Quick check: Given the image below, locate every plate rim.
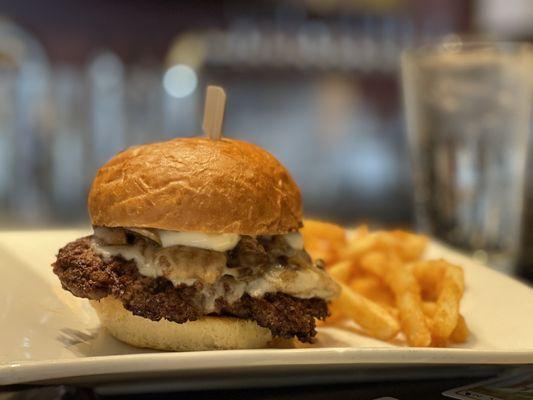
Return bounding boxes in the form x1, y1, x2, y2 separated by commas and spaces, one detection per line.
2, 346, 533, 385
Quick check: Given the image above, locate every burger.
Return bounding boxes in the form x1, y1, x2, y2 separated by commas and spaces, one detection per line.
52, 137, 340, 351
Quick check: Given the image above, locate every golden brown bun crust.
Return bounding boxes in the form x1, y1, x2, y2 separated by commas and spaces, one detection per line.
91, 298, 273, 351
88, 138, 302, 235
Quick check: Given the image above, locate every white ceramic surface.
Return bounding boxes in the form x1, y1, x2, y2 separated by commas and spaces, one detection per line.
0, 229, 532, 387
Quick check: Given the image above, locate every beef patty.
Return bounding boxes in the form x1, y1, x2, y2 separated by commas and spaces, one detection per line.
52, 237, 329, 342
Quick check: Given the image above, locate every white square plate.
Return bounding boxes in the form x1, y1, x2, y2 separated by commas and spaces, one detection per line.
1, 230, 532, 390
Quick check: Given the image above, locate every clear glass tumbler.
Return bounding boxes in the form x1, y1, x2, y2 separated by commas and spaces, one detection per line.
402, 38, 533, 273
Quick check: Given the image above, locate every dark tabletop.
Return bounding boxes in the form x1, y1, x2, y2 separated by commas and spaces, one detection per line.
0, 374, 500, 400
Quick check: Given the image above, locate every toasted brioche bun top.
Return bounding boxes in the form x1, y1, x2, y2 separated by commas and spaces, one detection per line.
88, 137, 302, 235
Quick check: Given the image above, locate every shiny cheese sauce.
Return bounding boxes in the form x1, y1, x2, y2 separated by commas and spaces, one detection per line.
91, 230, 338, 312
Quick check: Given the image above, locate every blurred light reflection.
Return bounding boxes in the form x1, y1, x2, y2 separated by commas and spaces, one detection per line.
163, 64, 197, 99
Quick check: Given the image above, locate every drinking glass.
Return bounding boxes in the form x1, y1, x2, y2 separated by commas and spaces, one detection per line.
402, 38, 533, 273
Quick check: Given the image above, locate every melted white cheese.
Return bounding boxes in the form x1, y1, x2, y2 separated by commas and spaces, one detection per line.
156, 230, 240, 252
91, 238, 339, 313
156, 230, 304, 251
283, 232, 304, 250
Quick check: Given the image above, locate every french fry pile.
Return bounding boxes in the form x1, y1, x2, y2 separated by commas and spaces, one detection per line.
302, 220, 468, 347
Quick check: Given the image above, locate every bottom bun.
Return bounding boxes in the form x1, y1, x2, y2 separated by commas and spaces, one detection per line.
90, 297, 273, 351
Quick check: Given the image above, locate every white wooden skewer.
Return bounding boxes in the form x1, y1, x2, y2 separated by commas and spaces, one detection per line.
202, 85, 226, 140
